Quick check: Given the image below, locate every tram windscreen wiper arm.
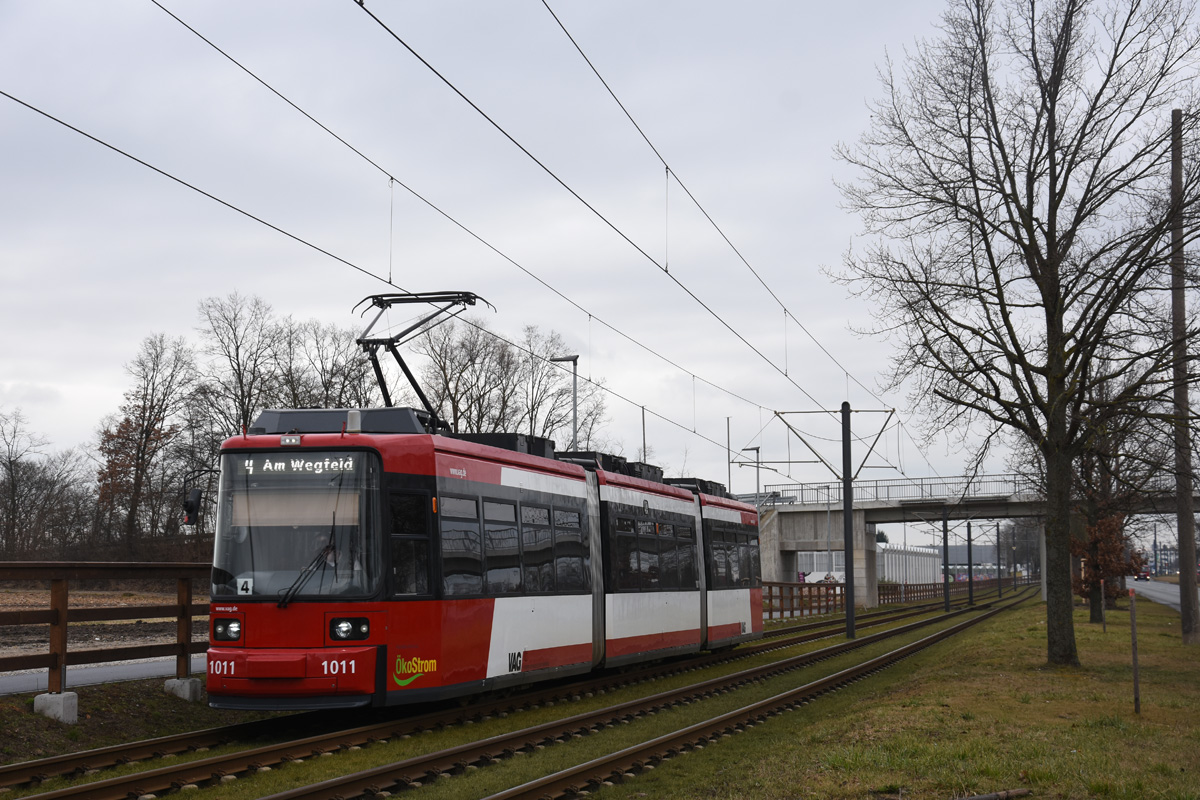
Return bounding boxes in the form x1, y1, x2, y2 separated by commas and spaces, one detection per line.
278, 519, 336, 609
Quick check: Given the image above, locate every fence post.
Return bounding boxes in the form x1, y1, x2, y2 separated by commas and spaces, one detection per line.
1129, 588, 1141, 714
48, 578, 68, 694
176, 577, 192, 679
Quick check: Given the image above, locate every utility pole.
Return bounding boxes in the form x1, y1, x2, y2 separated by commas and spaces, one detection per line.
1153, 525, 1159, 577
742, 447, 761, 505
997, 522, 1003, 599
942, 507, 950, 612
726, 417, 731, 491
550, 355, 578, 450
967, 521, 974, 606
841, 403, 856, 638
1013, 527, 1018, 590
1171, 108, 1199, 644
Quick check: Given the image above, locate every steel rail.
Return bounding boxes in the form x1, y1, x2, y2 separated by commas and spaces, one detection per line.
486, 590, 1035, 800
240, 595, 1027, 800
0, 716, 296, 789
10, 595, 1016, 800
0, 592, 991, 792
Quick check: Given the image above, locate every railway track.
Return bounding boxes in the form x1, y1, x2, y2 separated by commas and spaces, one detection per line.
0, 593, 978, 792
3, 590, 1031, 800
485, 590, 1035, 800
0, 596, 943, 791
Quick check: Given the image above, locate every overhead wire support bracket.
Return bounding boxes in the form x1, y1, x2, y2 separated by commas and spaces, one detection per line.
354, 291, 493, 427
775, 408, 896, 481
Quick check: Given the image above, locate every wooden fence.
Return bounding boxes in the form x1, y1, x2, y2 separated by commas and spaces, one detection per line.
762, 581, 845, 619
0, 562, 210, 693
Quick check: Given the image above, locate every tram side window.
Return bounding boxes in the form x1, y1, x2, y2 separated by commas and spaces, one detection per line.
677, 525, 697, 588
707, 528, 730, 589
521, 505, 554, 593
614, 517, 639, 590
636, 519, 659, 589
484, 500, 521, 594
657, 523, 680, 590
389, 492, 430, 596
729, 534, 748, 585
391, 539, 429, 594
440, 496, 483, 596
726, 532, 742, 586
553, 508, 587, 591
749, 536, 762, 584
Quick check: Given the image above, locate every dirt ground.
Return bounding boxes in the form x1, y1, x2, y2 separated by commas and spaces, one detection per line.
0, 588, 210, 658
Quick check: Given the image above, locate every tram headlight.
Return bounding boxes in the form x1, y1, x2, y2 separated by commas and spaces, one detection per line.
330, 617, 369, 640
214, 618, 242, 641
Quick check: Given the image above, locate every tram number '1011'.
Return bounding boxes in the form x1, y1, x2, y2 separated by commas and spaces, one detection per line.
322, 659, 357, 676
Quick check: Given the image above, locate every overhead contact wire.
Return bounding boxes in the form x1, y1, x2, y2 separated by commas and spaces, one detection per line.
153, 0, 769, 417
349, 0, 828, 411
0, 88, 384, 287
542, 0, 946, 480
0, 89, 770, 476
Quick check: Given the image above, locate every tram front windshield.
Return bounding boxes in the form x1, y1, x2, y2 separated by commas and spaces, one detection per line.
211, 451, 380, 600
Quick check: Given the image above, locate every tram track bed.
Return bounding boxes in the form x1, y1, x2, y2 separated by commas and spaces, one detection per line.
0, 596, 978, 788
0, 594, 1031, 800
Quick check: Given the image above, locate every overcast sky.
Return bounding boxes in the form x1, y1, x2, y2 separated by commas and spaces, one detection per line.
1, 0, 1015, 542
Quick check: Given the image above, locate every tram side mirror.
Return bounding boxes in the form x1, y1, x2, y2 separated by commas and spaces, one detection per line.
182, 488, 204, 526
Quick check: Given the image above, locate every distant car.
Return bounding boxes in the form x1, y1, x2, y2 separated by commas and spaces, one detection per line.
1135, 571, 1150, 581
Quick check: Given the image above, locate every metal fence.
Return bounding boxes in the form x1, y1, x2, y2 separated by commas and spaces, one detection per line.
877, 577, 1034, 604
763, 473, 1037, 506
0, 562, 210, 693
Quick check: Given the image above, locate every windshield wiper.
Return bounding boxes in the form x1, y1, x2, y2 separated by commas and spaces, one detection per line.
278, 521, 335, 609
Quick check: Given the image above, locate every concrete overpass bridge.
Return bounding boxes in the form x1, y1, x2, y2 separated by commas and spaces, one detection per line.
761, 473, 1045, 524
753, 473, 1194, 607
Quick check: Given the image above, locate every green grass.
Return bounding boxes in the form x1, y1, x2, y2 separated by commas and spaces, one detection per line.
590, 597, 1200, 800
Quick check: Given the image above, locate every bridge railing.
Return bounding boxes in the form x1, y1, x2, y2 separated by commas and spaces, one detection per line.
763, 474, 1037, 506
0, 562, 209, 693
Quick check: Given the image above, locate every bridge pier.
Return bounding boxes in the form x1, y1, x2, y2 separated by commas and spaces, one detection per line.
760, 505, 878, 607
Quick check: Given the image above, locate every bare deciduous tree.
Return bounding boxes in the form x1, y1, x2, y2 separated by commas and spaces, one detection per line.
837, 0, 1200, 664
411, 318, 607, 448
275, 318, 380, 410
95, 333, 195, 553
197, 292, 283, 435
0, 407, 94, 559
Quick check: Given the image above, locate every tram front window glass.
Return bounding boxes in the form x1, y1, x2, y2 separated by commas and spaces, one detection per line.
211, 451, 380, 600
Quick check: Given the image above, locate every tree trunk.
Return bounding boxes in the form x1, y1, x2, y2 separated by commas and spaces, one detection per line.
1044, 446, 1080, 666
1087, 537, 1103, 624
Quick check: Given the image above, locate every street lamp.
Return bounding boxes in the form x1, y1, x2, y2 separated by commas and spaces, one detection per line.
742, 446, 761, 505
1153, 523, 1158, 576
1012, 531, 1018, 589
550, 355, 578, 450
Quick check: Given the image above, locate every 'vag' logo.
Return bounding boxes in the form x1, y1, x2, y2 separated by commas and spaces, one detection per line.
507, 651, 523, 672
392, 655, 438, 687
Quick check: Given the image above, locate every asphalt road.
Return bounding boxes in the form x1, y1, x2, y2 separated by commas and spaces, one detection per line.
0, 654, 207, 697
1131, 578, 1200, 612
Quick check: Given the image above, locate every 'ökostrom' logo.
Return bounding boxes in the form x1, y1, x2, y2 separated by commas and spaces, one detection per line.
392, 655, 438, 687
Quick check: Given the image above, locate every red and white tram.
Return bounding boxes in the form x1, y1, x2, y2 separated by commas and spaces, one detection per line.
206, 406, 761, 710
